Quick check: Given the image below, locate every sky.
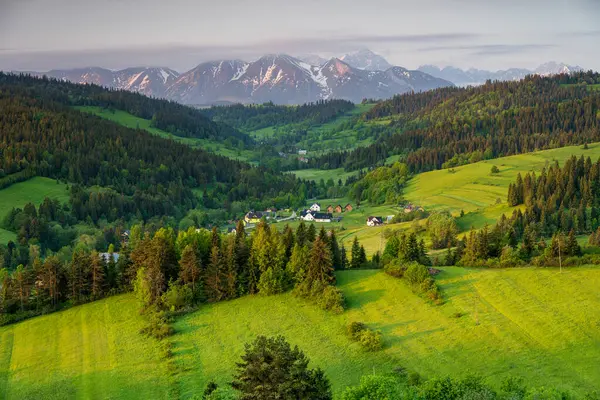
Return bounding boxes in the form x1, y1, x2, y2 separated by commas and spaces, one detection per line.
1, 0, 599, 72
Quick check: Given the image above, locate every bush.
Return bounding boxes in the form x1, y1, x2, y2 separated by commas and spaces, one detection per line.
359, 329, 383, 352
491, 165, 500, 174
140, 309, 174, 340
404, 263, 430, 285
161, 281, 193, 312
346, 321, 382, 351
317, 285, 345, 314
347, 321, 367, 341
383, 259, 404, 278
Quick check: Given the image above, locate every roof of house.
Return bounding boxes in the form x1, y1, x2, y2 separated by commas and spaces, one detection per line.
245, 211, 263, 219
313, 213, 333, 219
367, 216, 383, 223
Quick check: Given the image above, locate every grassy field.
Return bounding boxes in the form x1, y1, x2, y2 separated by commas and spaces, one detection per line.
0, 295, 172, 399
75, 106, 256, 162
405, 143, 600, 230
3, 267, 600, 398
0, 177, 69, 245
0, 177, 69, 220
288, 168, 359, 183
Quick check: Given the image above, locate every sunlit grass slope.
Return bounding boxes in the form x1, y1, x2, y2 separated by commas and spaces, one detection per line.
2, 268, 600, 398
405, 142, 600, 229
0, 295, 171, 399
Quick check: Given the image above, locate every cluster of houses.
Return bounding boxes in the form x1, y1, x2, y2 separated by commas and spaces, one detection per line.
243, 208, 280, 224
299, 202, 353, 223
403, 204, 425, 213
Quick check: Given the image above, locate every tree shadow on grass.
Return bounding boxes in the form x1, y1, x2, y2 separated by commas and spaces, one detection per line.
344, 289, 386, 310
439, 278, 477, 300
381, 326, 445, 347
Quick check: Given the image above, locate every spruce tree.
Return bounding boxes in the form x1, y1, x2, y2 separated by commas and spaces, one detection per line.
307, 224, 317, 243
351, 237, 362, 269
205, 245, 225, 302
329, 230, 342, 270
306, 237, 335, 285
340, 244, 348, 270
179, 245, 202, 294
89, 251, 105, 300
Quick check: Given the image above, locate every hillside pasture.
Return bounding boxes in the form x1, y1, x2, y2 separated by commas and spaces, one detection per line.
2, 268, 600, 398
74, 106, 256, 162
0, 177, 69, 220
405, 142, 600, 229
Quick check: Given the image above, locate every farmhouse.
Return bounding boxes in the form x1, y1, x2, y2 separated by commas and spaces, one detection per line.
302, 211, 315, 221
298, 149, 307, 155
244, 211, 263, 224
335, 205, 343, 213
345, 203, 353, 212
310, 203, 321, 212
366, 216, 383, 227
327, 205, 334, 213
313, 213, 333, 223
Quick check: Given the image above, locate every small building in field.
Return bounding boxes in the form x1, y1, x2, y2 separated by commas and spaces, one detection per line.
313, 213, 333, 223
366, 216, 384, 227
345, 203, 353, 212
302, 212, 315, 222
298, 149, 307, 155
310, 203, 321, 212
335, 205, 343, 213
244, 211, 263, 224
327, 205, 334, 213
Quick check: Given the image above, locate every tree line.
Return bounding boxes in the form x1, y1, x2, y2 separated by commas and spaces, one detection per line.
0, 220, 374, 324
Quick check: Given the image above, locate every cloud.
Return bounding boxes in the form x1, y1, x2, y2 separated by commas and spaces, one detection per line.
563, 30, 600, 37
0, 32, 484, 71
417, 44, 557, 56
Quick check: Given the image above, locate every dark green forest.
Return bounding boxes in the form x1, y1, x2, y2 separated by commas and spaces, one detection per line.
307, 72, 600, 172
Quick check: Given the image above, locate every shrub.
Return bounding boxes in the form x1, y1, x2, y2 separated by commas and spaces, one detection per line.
359, 329, 383, 352
317, 285, 345, 314
383, 259, 405, 278
491, 165, 500, 174
404, 263, 430, 285
347, 321, 367, 341
140, 309, 174, 340
161, 281, 193, 312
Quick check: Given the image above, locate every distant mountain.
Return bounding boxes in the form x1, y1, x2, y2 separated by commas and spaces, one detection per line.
297, 54, 328, 67
166, 55, 453, 105
21, 52, 453, 105
418, 62, 584, 86
340, 49, 393, 71
36, 67, 180, 97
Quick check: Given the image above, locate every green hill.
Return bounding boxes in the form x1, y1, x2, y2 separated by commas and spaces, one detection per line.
2, 268, 600, 398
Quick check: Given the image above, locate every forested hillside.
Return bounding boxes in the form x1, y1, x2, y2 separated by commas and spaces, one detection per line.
0, 74, 315, 250
308, 72, 600, 172
199, 100, 355, 132
1, 73, 252, 145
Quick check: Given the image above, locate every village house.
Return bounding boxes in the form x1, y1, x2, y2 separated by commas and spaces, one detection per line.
301, 211, 315, 221
335, 205, 343, 213
345, 203, 353, 212
310, 203, 321, 212
366, 216, 384, 227
327, 205, 334, 213
244, 211, 263, 224
298, 149, 307, 155
313, 212, 333, 223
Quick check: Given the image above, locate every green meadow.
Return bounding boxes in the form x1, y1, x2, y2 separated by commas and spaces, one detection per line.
2, 268, 600, 398
74, 106, 256, 162
404, 142, 600, 229
0, 177, 69, 220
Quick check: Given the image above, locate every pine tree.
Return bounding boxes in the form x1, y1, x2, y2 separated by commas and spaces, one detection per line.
222, 236, 239, 299
296, 221, 307, 247
205, 245, 225, 302
306, 237, 335, 285
340, 244, 348, 270
89, 251, 105, 300
351, 237, 362, 269
329, 230, 342, 270
179, 244, 202, 294
307, 224, 317, 243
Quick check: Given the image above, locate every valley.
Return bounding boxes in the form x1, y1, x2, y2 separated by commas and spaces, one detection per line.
1, 69, 600, 399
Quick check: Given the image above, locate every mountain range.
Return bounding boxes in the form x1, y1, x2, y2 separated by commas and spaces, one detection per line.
417, 62, 585, 87
19, 51, 453, 105
15, 49, 585, 105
